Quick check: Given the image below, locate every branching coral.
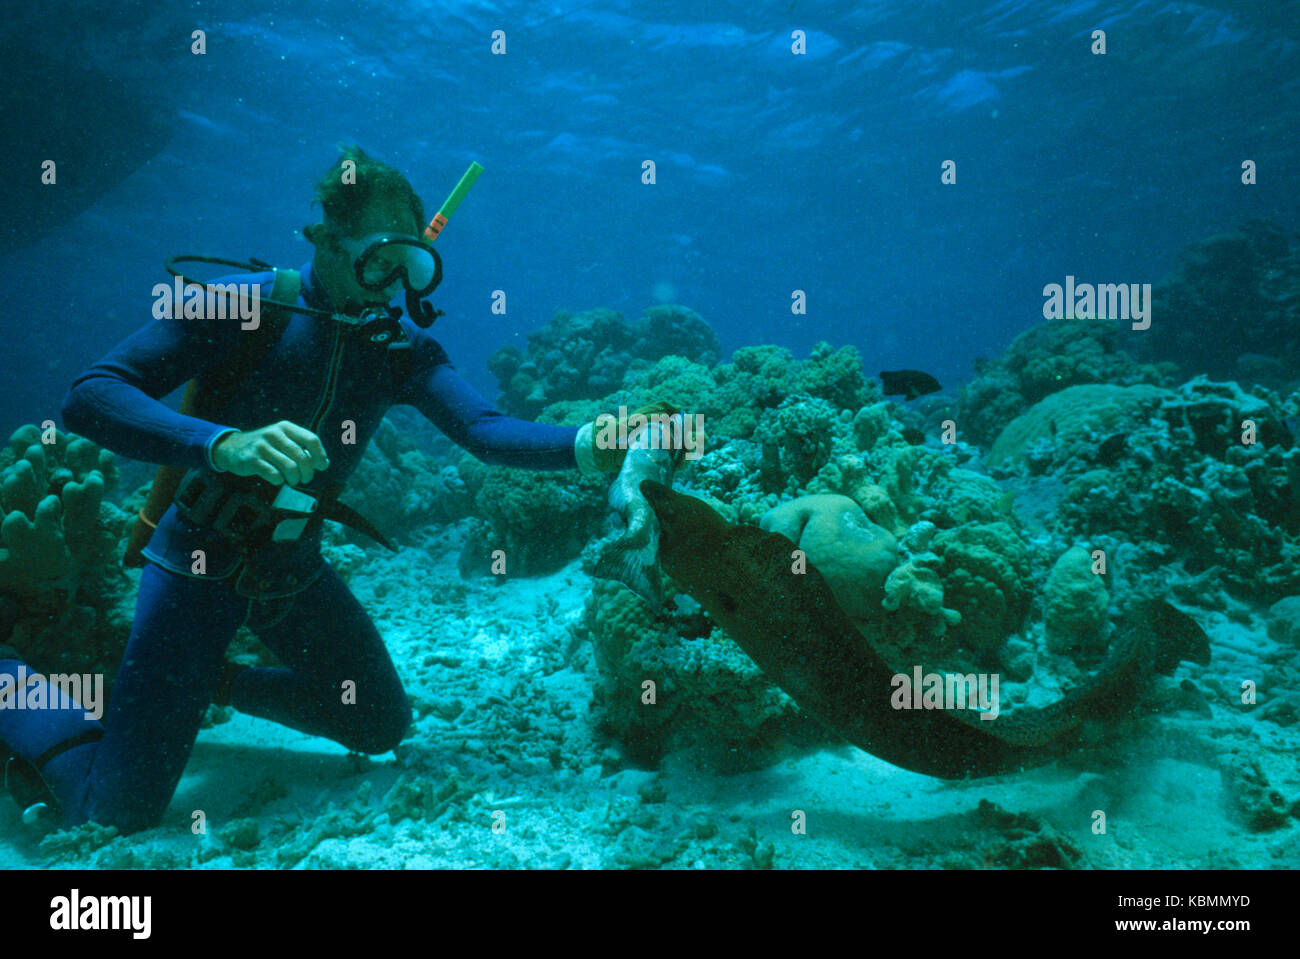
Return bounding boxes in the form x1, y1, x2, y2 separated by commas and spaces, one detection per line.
0, 424, 132, 681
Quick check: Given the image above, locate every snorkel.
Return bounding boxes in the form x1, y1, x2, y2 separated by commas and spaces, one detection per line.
423, 161, 484, 243
404, 160, 484, 326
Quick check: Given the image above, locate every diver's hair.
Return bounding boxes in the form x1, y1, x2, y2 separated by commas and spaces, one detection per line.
307, 143, 425, 241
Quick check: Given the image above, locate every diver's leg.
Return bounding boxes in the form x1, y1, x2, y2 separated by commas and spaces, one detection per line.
228, 565, 410, 754
32, 563, 245, 833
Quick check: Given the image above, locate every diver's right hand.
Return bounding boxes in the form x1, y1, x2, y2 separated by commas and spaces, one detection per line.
211, 421, 330, 486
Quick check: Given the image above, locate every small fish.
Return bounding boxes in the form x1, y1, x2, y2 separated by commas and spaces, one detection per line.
901, 427, 926, 446
879, 370, 941, 400
593, 416, 683, 608
1096, 432, 1129, 465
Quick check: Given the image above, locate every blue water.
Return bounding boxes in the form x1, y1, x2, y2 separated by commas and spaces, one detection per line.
3, 0, 1296, 424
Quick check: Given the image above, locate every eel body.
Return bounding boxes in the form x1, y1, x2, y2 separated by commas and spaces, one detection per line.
641, 481, 1209, 779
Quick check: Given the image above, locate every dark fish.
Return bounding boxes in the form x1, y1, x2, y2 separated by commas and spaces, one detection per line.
642, 481, 1210, 780
879, 370, 941, 400
901, 427, 926, 446
1096, 432, 1129, 465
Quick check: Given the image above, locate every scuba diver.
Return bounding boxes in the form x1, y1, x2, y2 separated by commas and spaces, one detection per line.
0, 145, 668, 834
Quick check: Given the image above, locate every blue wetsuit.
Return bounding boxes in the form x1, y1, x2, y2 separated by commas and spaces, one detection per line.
0, 263, 580, 833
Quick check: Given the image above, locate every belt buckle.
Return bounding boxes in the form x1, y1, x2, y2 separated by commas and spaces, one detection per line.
269, 486, 318, 543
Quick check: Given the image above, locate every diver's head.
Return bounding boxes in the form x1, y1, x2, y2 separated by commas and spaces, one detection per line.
304, 145, 433, 314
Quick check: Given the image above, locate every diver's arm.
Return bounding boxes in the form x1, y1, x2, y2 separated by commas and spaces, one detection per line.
399, 336, 581, 470
62, 315, 241, 470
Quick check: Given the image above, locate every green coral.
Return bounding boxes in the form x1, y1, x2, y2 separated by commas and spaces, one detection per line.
0, 425, 132, 687
791, 342, 872, 411
473, 467, 608, 575
0, 426, 122, 594
852, 402, 893, 450
586, 580, 820, 771
873, 441, 932, 526
753, 394, 841, 490
631, 355, 724, 419
882, 557, 962, 632
930, 522, 1032, 654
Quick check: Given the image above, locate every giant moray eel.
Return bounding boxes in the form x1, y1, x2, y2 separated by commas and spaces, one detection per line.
642, 482, 1210, 779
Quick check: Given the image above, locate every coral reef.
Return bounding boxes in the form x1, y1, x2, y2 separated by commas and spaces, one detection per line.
882, 556, 961, 632
488, 305, 720, 417
584, 579, 824, 771
1126, 220, 1300, 387
338, 416, 475, 541
957, 317, 1172, 448
1053, 377, 1300, 603
929, 522, 1032, 655
463, 465, 609, 577
753, 395, 841, 491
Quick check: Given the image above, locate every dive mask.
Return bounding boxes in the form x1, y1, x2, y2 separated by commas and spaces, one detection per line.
340, 233, 442, 297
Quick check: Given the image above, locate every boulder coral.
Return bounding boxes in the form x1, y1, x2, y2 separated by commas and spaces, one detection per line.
758, 494, 898, 623
1043, 546, 1109, 655
987, 383, 1171, 469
